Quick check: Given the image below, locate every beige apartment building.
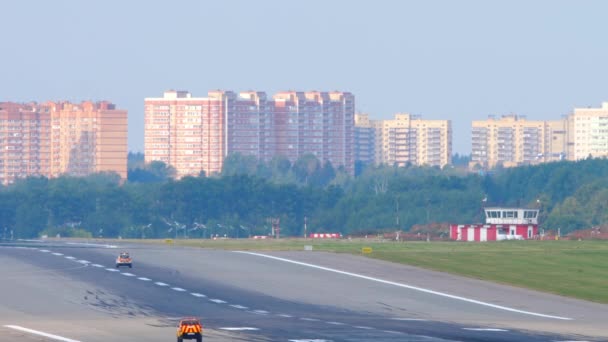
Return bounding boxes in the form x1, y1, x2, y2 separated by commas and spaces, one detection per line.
368, 113, 451, 167
471, 103, 608, 169
470, 115, 568, 169
568, 102, 608, 160
0, 101, 127, 185
145, 90, 355, 178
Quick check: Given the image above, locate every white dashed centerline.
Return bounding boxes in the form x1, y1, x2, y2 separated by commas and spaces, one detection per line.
252, 310, 269, 315
353, 326, 374, 330
39, 249, 50, 253
463, 328, 508, 332
326, 321, 345, 325
190, 293, 206, 298
277, 314, 293, 318
91, 264, 104, 268
64, 256, 76, 260
3, 325, 81, 342
300, 318, 320, 322
230, 305, 248, 309
52, 252, 63, 256
121, 273, 136, 277
154, 282, 169, 287
209, 299, 226, 304
236, 251, 573, 321
105, 268, 119, 272
219, 327, 259, 331
138, 277, 151, 281
171, 287, 187, 292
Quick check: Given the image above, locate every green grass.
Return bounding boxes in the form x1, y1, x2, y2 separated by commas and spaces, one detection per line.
127, 238, 608, 304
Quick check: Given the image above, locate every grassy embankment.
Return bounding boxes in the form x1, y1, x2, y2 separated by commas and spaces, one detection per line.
130, 238, 608, 304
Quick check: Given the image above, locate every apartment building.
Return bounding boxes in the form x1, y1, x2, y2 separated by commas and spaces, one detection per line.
272, 91, 355, 174
354, 113, 376, 166
0, 101, 127, 185
569, 102, 608, 160
144, 90, 231, 178
470, 115, 567, 169
371, 113, 451, 167
145, 90, 355, 178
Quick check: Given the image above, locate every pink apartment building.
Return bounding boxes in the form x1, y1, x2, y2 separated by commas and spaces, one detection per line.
0, 101, 127, 185
144, 90, 355, 178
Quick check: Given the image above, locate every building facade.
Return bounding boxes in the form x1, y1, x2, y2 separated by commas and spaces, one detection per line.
470, 115, 568, 169
372, 114, 451, 167
354, 113, 376, 167
145, 90, 355, 178
0, 101, 127, 185
144, 90, 230, 178
569, 102, 608, 160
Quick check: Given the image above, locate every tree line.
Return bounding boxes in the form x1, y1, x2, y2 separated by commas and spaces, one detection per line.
1, 153, 607, 239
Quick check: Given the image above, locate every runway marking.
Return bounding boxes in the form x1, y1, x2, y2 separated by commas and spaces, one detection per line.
64, 256, 76, 260
220, 327, 259, 331
121, 272, 136, 277
230, 304, 248, 309
382, 330, 403, 334
209, 299, 227, 304
77, 260, 90, 264
3, 325, 81, 342
252, 309, 269, 314
171, 287, 187, 292
463, 328, 508, 332
353, 325, 374, 330
39, 249, 50, 252
52, 253, 64, 256
105, 268, 119, 272
91, 264, 104, 268
190, 293, 206, 297
390, 317, 428, 321
237, 252, 573, 321
325, 321, 345, 325
138, 277, 152, 281
300, 317, 320, 321
65, 242, 117, 248
155, 282, 169, 286
277, 314, 293, 318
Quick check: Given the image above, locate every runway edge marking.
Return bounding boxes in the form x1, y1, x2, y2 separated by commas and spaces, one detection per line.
4, 325, 81, 342
235, 251, 572, 321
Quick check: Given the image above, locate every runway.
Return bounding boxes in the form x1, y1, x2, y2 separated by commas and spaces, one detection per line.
0, 240, 605, 341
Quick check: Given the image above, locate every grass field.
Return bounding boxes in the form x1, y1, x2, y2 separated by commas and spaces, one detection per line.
131, 238, 608, 304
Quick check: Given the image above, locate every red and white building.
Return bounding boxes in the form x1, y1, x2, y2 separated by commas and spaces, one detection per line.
450, 207, 540, 242
309, 233, 342, 239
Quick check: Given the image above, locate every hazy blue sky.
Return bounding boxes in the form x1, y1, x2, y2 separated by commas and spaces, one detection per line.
1, 1, 606, 154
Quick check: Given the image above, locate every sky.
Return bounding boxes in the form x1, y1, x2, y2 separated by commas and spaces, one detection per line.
1, 0, 606, 154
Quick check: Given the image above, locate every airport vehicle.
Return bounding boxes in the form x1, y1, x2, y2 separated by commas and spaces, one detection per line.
176, 317, 203, 342
115, 252, 132, 268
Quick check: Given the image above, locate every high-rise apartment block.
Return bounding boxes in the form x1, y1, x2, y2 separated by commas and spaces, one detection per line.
471, 102, 608, 169
569, 102, 608, 160
354, 113, 376, 166
144, 90, 354, 178
470, 115, 567, 169
361, 113, 451, 167
0, 101, 127, 184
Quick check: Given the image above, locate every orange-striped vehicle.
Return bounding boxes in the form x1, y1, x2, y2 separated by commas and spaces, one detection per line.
115, 252, 132, 268
176, 317, 203, 342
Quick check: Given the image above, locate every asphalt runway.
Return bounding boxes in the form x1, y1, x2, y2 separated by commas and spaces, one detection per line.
0, 240, 606, 342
